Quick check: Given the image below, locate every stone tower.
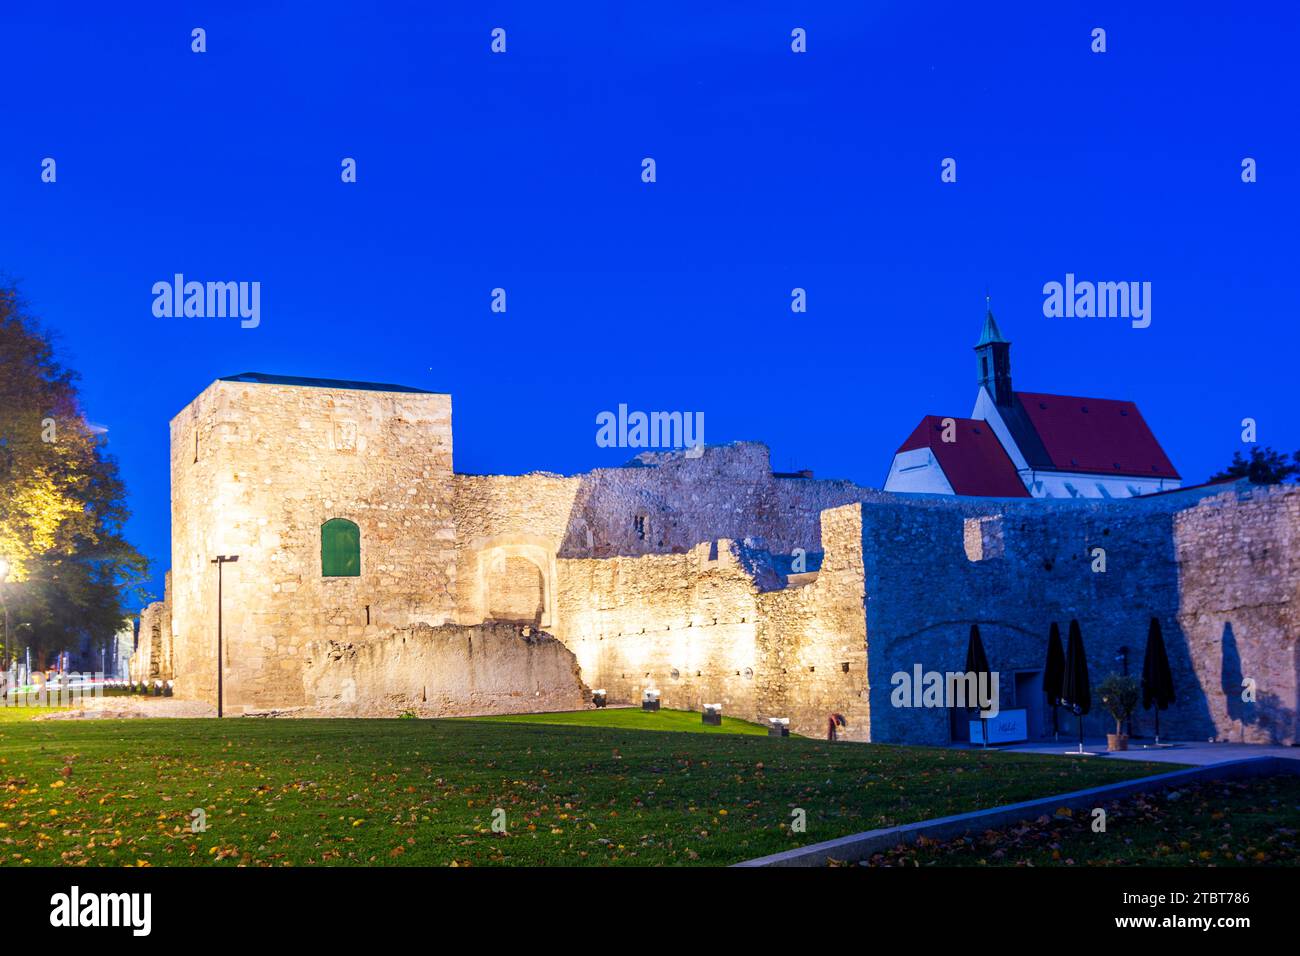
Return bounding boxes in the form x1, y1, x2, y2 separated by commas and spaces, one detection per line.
169, 373, 456, 711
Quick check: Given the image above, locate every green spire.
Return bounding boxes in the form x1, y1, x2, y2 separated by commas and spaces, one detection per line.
975, 298, 1008, 346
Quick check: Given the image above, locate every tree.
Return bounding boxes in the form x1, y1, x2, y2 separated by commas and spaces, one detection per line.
1209, 446, 1300, 485
0, 285, 148, 669
1098, 673, 1139, 737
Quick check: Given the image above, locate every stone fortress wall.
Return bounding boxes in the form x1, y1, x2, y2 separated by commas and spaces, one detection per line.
165, 378, 1300, 744
455, 444, 1298, 744
858, 484, 1299, 745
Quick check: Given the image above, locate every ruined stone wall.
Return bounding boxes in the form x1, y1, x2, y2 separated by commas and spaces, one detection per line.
128, 571, 174, 684
552, 503, 869, 738
452, 472, 579, 628
171, 380, 456, 710
857, 482, 1296, 746
1174, 484, 1300, 745
450, 444, 871, 636
161, 372, 1300, 745
555, 541, 764, 720
302, 622, 589, 717
753, 503, 869, 739
557, 443, 868, 559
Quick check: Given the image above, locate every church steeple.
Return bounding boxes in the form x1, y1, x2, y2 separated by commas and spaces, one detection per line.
975, 299, 1013, 406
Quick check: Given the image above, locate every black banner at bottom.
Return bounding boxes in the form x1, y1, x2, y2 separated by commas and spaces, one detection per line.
5, 864, 1287, 942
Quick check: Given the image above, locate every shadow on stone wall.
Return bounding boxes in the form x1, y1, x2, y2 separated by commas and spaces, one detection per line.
1219, 621, 1297, 744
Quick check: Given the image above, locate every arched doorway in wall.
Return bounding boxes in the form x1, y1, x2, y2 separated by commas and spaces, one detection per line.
487, 554, 545, 626
472, 536, 556, 630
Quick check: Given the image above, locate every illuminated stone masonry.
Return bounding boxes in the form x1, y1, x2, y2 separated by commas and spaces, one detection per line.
165, 374, 1300, 744
127, 571, 173, 684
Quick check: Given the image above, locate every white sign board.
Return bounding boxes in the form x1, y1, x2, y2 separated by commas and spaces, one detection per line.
969, 708, 1028, 744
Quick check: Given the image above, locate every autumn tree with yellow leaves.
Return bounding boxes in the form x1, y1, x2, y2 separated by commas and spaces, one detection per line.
0, 285, 147, 668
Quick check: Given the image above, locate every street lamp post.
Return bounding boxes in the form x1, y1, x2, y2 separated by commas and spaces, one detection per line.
211, 555, 239, 718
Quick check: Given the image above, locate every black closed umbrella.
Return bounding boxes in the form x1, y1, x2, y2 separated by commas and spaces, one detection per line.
1043, 622, 1065, 740
965, 624, 992, 748
1141, 617, 1176, 745
1060, 619, 1092, 754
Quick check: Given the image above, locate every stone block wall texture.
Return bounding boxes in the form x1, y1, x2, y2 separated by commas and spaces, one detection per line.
859, 482, 1299, 746
171, 380, 456, 710
128, 571, 173, 684
1174, 485, 1300, 745
556, 540, 766, 728
548, 503, 867, 738
753, 503, 869, 739
301, 622, 589, 717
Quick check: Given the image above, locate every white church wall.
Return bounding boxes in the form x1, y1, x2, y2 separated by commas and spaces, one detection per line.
1024, 469, 1180, 499
972, 388, 1030, 471
883, 447, 956, 494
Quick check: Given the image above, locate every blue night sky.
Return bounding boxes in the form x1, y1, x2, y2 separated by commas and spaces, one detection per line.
2, 2, 1297, 607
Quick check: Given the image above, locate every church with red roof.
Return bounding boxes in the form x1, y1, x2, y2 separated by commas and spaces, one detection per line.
884, 308, 1181, 498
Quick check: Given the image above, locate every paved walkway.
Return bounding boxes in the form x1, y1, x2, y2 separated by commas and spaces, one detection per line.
959, 737, 1300, 766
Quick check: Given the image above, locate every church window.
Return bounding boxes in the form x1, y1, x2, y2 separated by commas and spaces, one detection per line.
634, 514, 648, 540
321, 518, 361, 577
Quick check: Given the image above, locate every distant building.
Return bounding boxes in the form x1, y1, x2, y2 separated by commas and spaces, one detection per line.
885, 309, 1181, 498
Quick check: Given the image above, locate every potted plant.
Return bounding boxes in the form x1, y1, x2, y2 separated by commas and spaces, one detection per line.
1098, 674, 1139, 751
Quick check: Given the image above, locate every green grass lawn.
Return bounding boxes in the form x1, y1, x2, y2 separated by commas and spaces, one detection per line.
469, 707, 769, 735
0, 706, 1184, 867
860, 774, 1300, 867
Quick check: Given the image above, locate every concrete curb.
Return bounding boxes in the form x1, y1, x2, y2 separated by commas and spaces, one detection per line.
734, 755, 1300, 867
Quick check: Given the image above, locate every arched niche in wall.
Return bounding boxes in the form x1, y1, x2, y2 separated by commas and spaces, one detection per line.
488, 555, 545, 626
470, 534, 556, 630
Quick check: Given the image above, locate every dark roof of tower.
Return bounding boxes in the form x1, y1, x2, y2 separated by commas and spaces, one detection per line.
218, 372, 437, 394
975, 309, 1009, 347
